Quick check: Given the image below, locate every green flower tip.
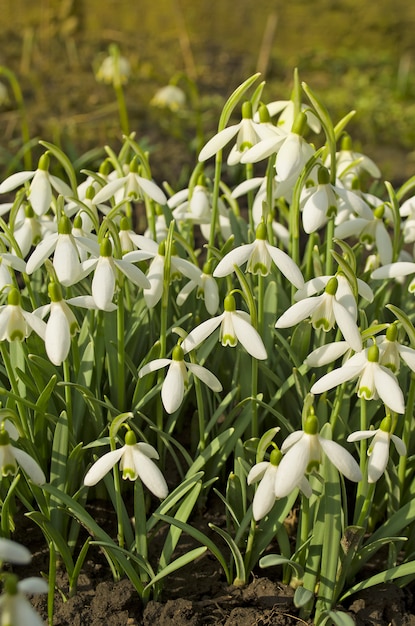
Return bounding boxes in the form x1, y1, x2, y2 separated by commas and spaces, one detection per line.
58, 215, 72, 235
158, 240, 166, 256
24, 204, 35, 218
224, 294, 236, 312
7, 288, 20, 306
196, 174, 206, 187
129, 156, 140, 173
341, 133, 352, 151
379, 415, 392, 433
374, 204, 385, 220
258, 104, 271, 123
0, 429, 10, 446
386, 324, 398, 342
99, 160, 111, 176
73, 214, 83, 230
119, 216, 130, 231
48, 281, 63, 303
124, 430, 137, 446
172, 344, 184, 361
304, 412, 319, 435
325, 276, 338, 295
241, 101, 253, 119
269, 448, 282, 466
202, 260, 212, 275
38, 152, 50, 171
317, 166, 330, 186
367, 344, 379, 363
291, 111, 307, 136
86, 185, 96, 200
255, 222, 267, 241
100, 237, 112, 257
4, 573, 19, 595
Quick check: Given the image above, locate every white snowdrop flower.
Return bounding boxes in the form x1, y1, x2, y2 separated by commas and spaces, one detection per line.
311, 343, 405, 414
0, 153, 72, 216
93, 157, 167, 206
347, 415, 406, 483
0, 573, 48, 626
0, 288, 46, 343
181, 293, 267, 360
371, 261, 415, 293
84, 430, 168, 498
213, 222, 304, 289
0, 252, 27, 293
12, 205, 42, 258
248, 447, 312, 521
198, 102, 280, 165
274, 112, 315, 182
0, 427, 45, 485
260, 99, 321, 133
139, 344, 222, 414
327, 134, 381, 183
96, 48, 130, 85
176, 261, 220, 315
274, 412, 362, 498
151, 84, 186, 111
376, 324, 415, 374
276, 276, 362, 353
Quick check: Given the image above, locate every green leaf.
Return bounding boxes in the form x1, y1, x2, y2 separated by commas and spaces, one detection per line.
341, 559, 415, 601
144, 547, 207, 590
294, 585, 314, 608
259, 554, 304, 579
219, 73, 261, 131
209, 523, 246, 585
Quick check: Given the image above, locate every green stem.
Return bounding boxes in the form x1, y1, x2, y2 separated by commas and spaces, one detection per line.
117, 290, 126, 411
0, 343, 29, 437
207, 152, 223, 263
354, 398, 369, 524
134, 479, 149, 583
398, 373, 415, 500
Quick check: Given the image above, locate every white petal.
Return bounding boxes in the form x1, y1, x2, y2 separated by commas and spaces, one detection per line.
319, 438, 362, 482
213, 244, 254, 277
371, 262, 415, 280
332, 300, 362, 352
135, 442, 159, 459
305, 341, 350, 367
275, 297, 321, 328
198, 124, 241, 161
311, 363, 365, 395
280, 430, 304, 453
274, 436, 309, 498
26, 233, 58, 274
18, 576, 49, 594
375, 222, 393, 265
139, 358, 171, 377
391, 434, 406, 457
92, 258, 115, 310
93, 178, 126, 204
373, 365, 405, 414
232, 312, 267, 360
144, 255, 164, 308
0, 170, 35, 193
161, 361, 185, 413
241, 135, 285, 163
30, 169, 52, 215
45, 306, 71, 366
84, 447, 125, 486
186, 362, 222, 391
181, 315, 223, 353
335, 218, 369, 239
0, 538, 32, 564
247, 461, 270, 485
347, 430, 376, 443
12, 447, 46, 485
21, 311, 47, 340
132, 448, 168, 498
53, 235, 81, 286
114, 258, 150, 289
252, 465, 278, 520
136, 176, 167, 205
266, 243, 304, 289
294, 276, 330, 300
367, 434, 390, 483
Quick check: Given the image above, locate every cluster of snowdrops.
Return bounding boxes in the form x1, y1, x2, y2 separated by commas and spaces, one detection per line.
2, 72, 415, 626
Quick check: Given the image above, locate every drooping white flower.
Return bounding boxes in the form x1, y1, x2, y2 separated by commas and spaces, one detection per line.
0, 538, 31, 565
274, 412, 362, 498
151, 85, 186, 111
311, 343, 405, 414
0, 427, 45, 485
84, 430, 168, 498
213, 222, 304, 289
347, 415, 406, 483
0, 153, 72, 216
375, 323, 415, 374
181, 293, 267, 360
276, 276, 362, 353
139, 344, 222, 414
198, 101, 280, 165
11, 205, 43, 258
248, 447, 312, 520
0, 252, 27, 293
0, 573, 48, 626
0, 288, 46, 342
176, 262, 220, 315
96, 47, 130, 85
326, 133, 381, 184
92, 156, 167, 206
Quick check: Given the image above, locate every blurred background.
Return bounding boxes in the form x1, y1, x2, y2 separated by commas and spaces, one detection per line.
1, 0, 415, 185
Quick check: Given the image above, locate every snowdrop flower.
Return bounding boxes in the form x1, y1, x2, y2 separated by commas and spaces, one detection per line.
376, 323, 415, 374
84, 430, 168, 498
276, 276, 362, 353
213, 222, 304, 289
0, 427, 45, 484
0, 538, 31, 565
96, 46, 130, 85
198, 101, 280, 165
271, 112, 315, 182
11, 205, 43, 258
151, 84, 186, 111
0, 288, 46, 343
139, 344, 222, 414
26, 215, 97, 286
129, 235, 201, 309
176, 261, 220, 315
327, 134, 381, 183
0, 153, 72, 216
335, 204, 393, 266
274, 411, 362, 498
87, 238, 151, 311
168, 181, 232, 241
0, 252, 27, 293
311, 343, 405, 414
181, 293, 267, 360
248, 447, 312, 520
347, 415, 406, 483
0, 572, 48, 626
259, 99, 321, 133
93, 156, 167, 206
371, 261, 415, 293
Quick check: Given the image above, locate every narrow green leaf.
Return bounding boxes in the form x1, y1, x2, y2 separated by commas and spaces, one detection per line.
144, 547, 207, 590
209, 523, 246, 584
